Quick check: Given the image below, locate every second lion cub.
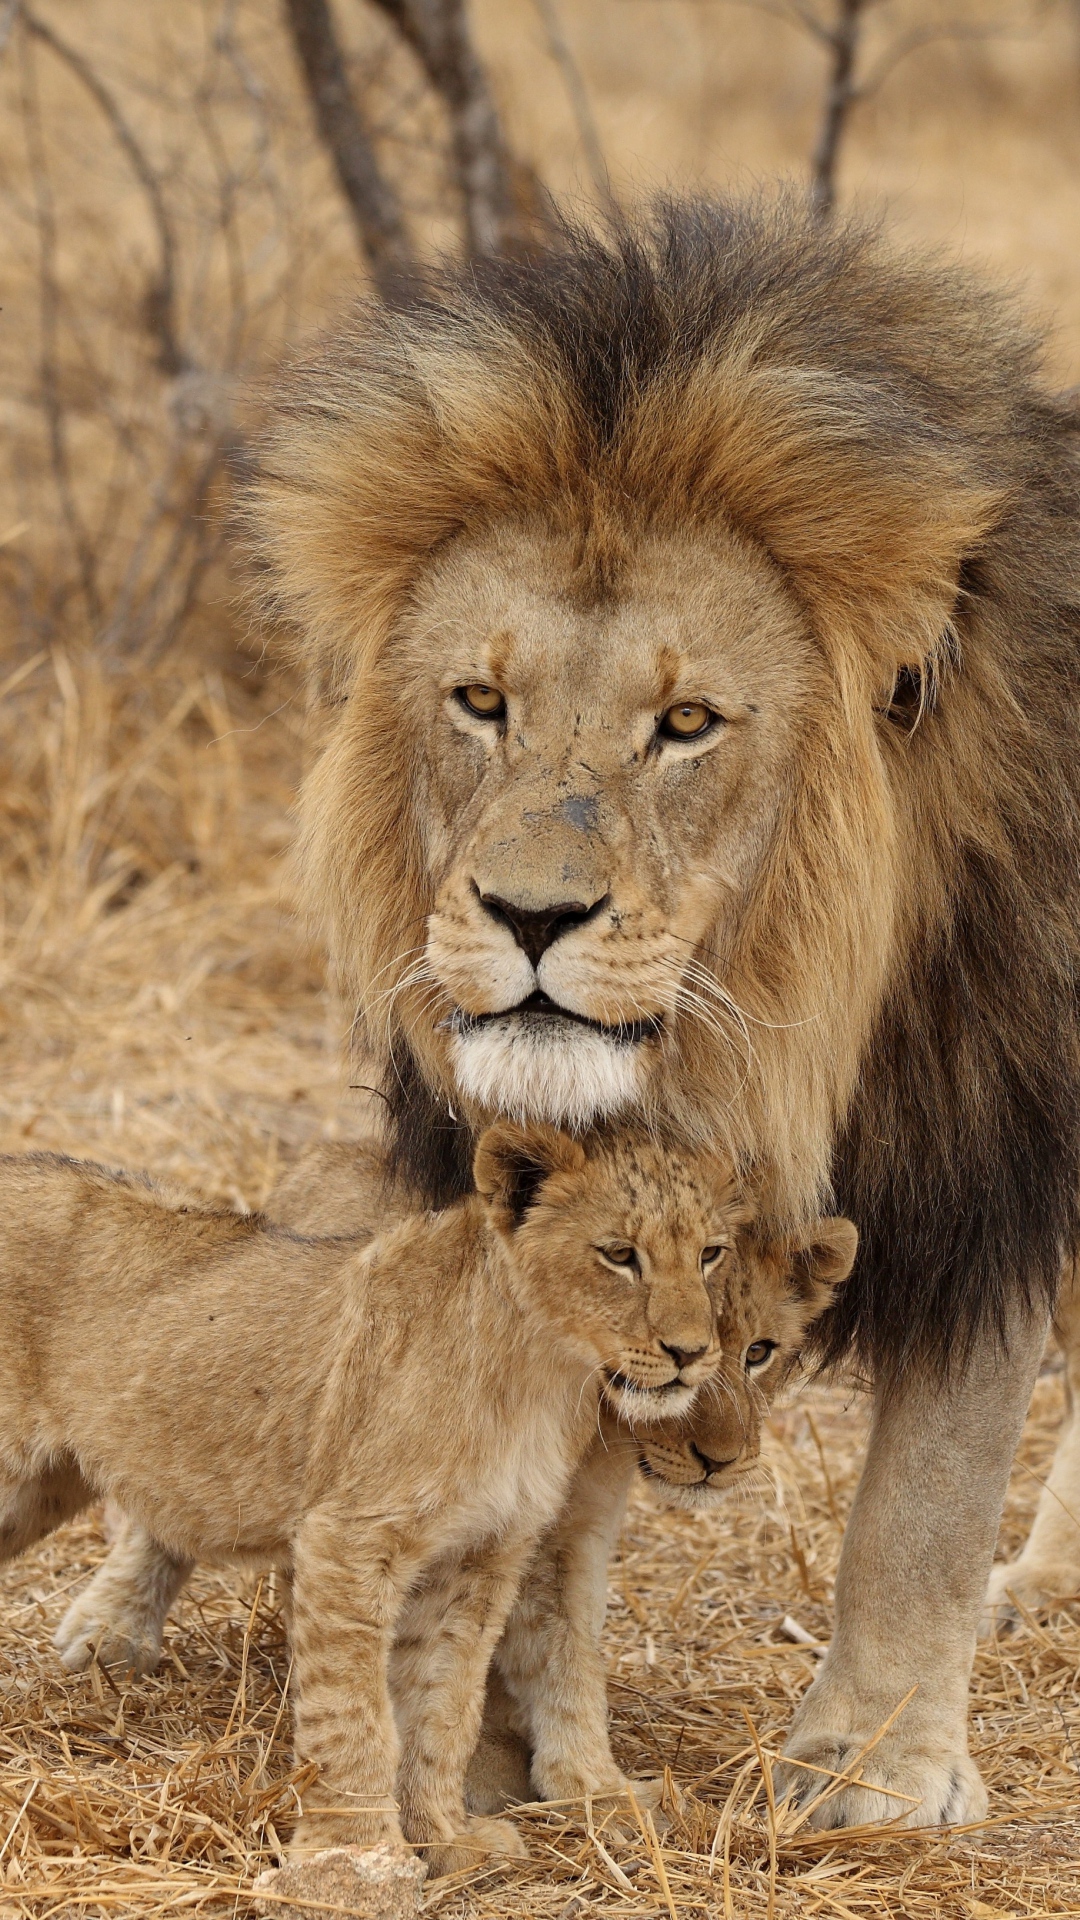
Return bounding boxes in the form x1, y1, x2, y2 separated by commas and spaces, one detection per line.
0, 1122, 750, 1870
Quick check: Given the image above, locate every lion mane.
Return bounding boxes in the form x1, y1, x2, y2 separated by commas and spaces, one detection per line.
250, 195, 1080, 1377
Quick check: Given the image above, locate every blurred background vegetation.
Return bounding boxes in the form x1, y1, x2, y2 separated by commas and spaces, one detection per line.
5, 0, 1080, 674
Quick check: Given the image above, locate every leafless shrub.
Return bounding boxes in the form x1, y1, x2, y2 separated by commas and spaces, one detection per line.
1, 3, 315, 661
739, 0, 1027, 216
0, 0, 566, 672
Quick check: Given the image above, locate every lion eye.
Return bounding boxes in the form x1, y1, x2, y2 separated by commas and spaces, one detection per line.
599, 1244, 640, 1273
745, 1338, 777, 1369
457, 684, 506, 720
658, 701, 718, 741
700, 1244, 726, 1269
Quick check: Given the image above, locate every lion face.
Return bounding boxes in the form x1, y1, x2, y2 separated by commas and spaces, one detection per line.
412, 522, 812, 1131
263, 204, 1003, 1221
635, 1217, 857, 1509
473, 1122, 757, 1425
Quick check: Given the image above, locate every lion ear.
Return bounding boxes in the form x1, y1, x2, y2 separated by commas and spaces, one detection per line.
785, 1216, 858, 1314
473, 1123, 586, 1232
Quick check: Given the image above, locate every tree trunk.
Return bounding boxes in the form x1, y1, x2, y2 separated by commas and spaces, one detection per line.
283, 0, 414, 295
371, 0, 521, 257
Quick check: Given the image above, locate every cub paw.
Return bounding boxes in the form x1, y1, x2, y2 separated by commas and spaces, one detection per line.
534, 1770, 678, 1842
980, 1557, 1080, 1636
289, 1811, 406, 1858
775, 1733, 987, 1831
628, 1775, 684, 1834
535, 1766, 668, 1813
53, 1593, 163, 1676
423, 1814, 526, 1879
534, 1763, 630, 1802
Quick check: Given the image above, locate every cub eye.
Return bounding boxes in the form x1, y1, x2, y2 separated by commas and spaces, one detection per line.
658, 701, 719, 741
598, 1244, 640, 1273
457, 684, 506, 720
745, 1338, 777, 1369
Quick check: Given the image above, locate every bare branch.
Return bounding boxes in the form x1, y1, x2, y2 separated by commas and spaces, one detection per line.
854, 19, 1027, 103
778, 1, 834, 45
809, 0, 869, 220
18, 26, 101, 627
282, 0, 414, 295
21, 6, 187, 376
369, 0, 521, 256
531, 0, 616, 221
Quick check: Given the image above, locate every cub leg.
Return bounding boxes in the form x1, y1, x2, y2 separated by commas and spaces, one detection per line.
55, 1515, 192, 1674
493, 1431, 652, 1806
0, 1459, 90, 1562
394, 1545, 531, 1878
289, 1503, 417, 1858
982, 1256, 1080, 1628
777, 1301, 1047, 1829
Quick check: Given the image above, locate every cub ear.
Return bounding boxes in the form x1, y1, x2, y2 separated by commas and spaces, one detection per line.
786, 1216, 859, 1314
473, 1123, 587, 1232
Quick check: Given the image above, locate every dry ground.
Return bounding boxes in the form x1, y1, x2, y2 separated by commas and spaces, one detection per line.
0, 654, 1077, 1919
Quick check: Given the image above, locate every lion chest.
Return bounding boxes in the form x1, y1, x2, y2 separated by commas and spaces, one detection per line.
420, 1386, 586, 1561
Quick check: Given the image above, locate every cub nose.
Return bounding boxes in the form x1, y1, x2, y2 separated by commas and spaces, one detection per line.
691, 1443, 741, 1475
479, 893, 604, 968
662, 1341, 709, 1372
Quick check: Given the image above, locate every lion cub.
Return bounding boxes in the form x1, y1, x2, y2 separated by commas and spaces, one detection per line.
476, 1215, 858, 1812
0, 1125, 749, 1872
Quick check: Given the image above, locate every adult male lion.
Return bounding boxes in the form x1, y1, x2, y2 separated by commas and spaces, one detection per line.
84, 199, 1080, 1827
242, 197, 1080, 1829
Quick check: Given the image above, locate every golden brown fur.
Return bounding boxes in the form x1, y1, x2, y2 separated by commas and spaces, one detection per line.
480, 1216, 857, 1812
249, 197, 1080, 1369
266, 1141, 861, 1811
244, 196, 1080, 1827
0, 1135, 794, 1870
981, 1255, 1080, 1630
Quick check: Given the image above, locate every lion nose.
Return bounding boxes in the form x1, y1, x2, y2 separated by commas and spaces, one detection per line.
479, 893, 605, 968
662, 1341, 709, 1372
691, 1443, 740, 1475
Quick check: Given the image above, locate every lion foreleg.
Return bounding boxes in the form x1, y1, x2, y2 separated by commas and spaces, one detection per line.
778, 1301, 1048, 1830
394, 1544, 530, 1877
54, 1515, 192, 1676
477, 1429, 665, 1814
496, 1436, 629, 1800
982, 1256, 1080, 1629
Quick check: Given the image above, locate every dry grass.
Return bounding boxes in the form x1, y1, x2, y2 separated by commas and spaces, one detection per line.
3, 1, 1080, 1913
0, 1345, 1076, 1916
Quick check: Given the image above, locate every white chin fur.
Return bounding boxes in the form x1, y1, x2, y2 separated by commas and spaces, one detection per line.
603, 1381, 697, 1427
641, 1476, 729, 1512
449, 1017, 643, 1127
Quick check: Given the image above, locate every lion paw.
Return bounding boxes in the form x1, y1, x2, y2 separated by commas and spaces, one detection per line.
53, 1590, 164, 1676
289, 1811, 406, 1858
980, 1556, 1080, 1636
533, 1769, 677, 1843
422, 1813, 526, 1878
775, 1733, 987, 1831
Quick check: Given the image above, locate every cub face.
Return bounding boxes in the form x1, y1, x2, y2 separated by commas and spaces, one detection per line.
473, 1122, 756, 1425
637, 1220, 857, 1508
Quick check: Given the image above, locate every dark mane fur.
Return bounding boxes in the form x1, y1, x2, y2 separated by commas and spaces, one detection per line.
262, 195, 1080, 1380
